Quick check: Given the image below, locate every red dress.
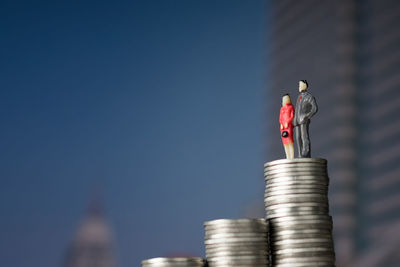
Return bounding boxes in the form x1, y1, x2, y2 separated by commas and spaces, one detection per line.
279, 103, 294, 145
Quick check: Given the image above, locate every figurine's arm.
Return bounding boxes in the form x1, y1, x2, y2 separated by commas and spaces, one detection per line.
292, 107, 298, 127
279, 108, 285, 129
289, 107, 294, 124
303, 95, 318, 120
309, 96, 318, 117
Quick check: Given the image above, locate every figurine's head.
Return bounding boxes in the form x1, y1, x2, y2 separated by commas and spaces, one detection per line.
299, 80, 308, 92
282, 94, 291, 106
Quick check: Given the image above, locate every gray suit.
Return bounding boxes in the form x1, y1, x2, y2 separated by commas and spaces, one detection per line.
294, 90, 318, 158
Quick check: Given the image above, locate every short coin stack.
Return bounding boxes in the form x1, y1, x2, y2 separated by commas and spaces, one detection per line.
141, 257, 205, 267
264, 158, 335, 266
204, 218, 269, 266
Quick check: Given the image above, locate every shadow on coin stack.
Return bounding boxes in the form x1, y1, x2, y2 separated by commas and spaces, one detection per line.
264, 158, 335, 266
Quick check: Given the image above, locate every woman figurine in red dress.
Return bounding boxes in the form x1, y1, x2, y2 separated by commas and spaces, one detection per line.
280, 94, 295, 159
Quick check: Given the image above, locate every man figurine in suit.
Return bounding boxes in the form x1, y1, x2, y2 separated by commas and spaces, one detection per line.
294, 80, 318, 158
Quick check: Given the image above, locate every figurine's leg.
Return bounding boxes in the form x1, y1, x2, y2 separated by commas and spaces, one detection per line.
288, 143, 294, 159
300, 122, 311, 157
295, 126, 302, 158
283, 144, 290, 159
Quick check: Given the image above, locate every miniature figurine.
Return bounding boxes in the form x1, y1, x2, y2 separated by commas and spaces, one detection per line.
280, 94, 295, 159
294, 80, 318, 158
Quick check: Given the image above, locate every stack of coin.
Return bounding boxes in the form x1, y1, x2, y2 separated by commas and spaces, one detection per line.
264, 158, 335, 266
141, 257, 205, 267
204, 218, 269, 266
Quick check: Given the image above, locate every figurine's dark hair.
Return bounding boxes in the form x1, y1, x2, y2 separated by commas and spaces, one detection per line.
283, 93, 289, 97
300, 80, 308, 87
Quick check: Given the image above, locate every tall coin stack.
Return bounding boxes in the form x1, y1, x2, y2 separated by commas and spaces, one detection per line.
264, 158, 335, 266
204, 218, 270, 266
141, 257, 205, 267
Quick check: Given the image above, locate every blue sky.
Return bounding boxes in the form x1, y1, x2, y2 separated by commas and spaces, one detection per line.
0, 1, 267, 266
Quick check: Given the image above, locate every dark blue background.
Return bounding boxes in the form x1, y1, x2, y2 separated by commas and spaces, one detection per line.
0, 1, 267, 266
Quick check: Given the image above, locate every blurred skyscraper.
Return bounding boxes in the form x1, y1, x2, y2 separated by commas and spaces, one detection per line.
64, 201, 117, 267
266, 0, 400, 266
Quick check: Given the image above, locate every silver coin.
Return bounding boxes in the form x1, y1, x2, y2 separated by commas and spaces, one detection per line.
273, 237, 333, 244
265, 170, 328, 176
266, 183, 329, 190
266, 182, 329, 188
206, 248, 268, 256
266, 177, 329, 184
274, 255, 335, 263
264, 170, 327, 178
264, 163, 327, 172
205, 230, 267, 237
205, 243, 268, 250
265, 198, 329, 208
266, 175, 328, 180
265, 189, 328, 196
265, 188, 328, 197
206, 246, 268, 252
273, 262, 334, 267
265, 191, 328, 198
207, 257, 268, 264
142, 257, 205, 267
264, 158, 327, 168
266, 209, 330, 218
264, 160, 327, 167
270, 227, 332, 236
142, 264, 204, 267
264, 161, 326, 168
206, 243, 269, 249
266, 208, 330, 218
207, 255, 268, 260
271, 230, 332, 240
266, 206, 330, 214
271, 227, 331, 234
207, 259, 268, 264
266, 212, 330, 220
272, 236, 333, 244
206, 249, 268, 256
204, 218, 266, 227
206, 247, 268, 253
264, 167, 327, 176
206, 248, 268, 255
204, 224, 267, 230
273, 244, 334, 253
265, 182, 329, 190
207, 265, 269, 267
271, 231, 332, 240
205, 232, 266, 239
265, 176, 329, 184
265, 200, 329, 208
272, 243, 334, 251
269, 218, 333, 226
273, 252, 335, 260
265, 170, 328, 177
273, 246, 334, 255
265, 173, 328, 180
206, 247, 268, 254
265, 193, 328, 201
206, 265, 268, 267
205, 238, 268, 245
269, 214, 332, 222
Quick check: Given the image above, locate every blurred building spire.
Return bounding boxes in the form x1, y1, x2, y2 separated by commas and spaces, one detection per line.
64, 188, 117, 267
87, 183, 104, 218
